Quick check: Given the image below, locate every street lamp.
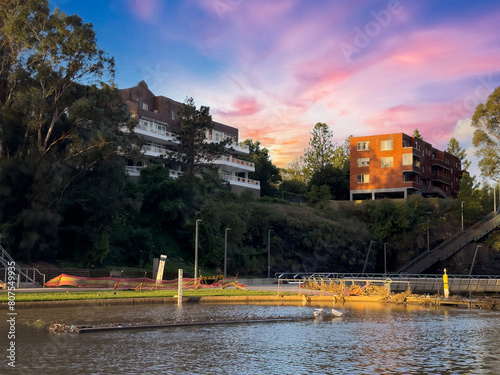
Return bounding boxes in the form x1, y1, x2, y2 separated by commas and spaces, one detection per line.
362, 240, 375, 274
427, 219, 430, 252
224, 227, 231, 279
194, 219, 202, 284
461, 201, 464, 231
267, 229, 273, 278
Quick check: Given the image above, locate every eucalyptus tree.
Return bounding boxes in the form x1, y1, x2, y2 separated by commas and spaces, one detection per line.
0, 0, 134, 261
472, 86, 500, 179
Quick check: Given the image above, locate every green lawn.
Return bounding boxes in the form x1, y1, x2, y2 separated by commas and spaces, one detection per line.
0, 288, 286, 303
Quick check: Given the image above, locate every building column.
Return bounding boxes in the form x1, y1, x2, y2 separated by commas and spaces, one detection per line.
371, 192, 375, 200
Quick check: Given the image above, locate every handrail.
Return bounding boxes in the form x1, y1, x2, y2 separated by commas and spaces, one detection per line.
398, 210, 500, 274
0, 244, 45, 285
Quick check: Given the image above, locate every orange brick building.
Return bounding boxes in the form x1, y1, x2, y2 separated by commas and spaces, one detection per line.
350, 133, 461, 200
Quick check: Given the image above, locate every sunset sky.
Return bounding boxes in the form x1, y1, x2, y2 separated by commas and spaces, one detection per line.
50, 0, 500, 177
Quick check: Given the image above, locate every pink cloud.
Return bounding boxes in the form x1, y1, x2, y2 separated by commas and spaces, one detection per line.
214, 97, 262, 117
127, 0, 163, 22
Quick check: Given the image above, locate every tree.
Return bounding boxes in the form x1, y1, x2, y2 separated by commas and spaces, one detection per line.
0, 0, 133, 261
332, 135, 352, 170
173, 97, 230, 177
0, 0, 115, 159
301, 122, 336, 181
413, 128, 423, 139
472, 85, 500, 179
282, 157, 306, 182
308, 164, 349, 200
241, 139, 281, 197
447, 137, 471, 171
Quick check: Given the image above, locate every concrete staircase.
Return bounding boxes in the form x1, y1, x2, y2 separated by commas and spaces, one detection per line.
398, 210, 500, 274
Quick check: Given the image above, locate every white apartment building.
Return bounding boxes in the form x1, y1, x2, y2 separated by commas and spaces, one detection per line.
120, 81, 260, 197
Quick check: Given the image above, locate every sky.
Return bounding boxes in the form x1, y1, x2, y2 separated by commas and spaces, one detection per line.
49, 0, 500, 178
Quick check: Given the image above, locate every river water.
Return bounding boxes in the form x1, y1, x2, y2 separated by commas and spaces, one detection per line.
1, 301, 499, 374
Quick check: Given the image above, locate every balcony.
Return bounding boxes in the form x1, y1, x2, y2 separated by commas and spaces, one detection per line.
222, 175, 260, 190
142, 145, 172, 157
125, 166, 183, 179
402, 165, 421, 174
403, 146, 421, 157
205, 138, 250, 155
431, 158, 451, 170
135, 123, 178, 145
213, 155, 255, 172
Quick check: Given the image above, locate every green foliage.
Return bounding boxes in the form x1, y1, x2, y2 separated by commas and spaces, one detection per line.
363, 196, 443, 272
173, 97, 229, 176
447, 137, 471, 171
413, 128, 423, 139
307, 185, 332, 205
308, 163, 349, 200
301, 122, 336, 181
241, 139, 282, 197
472, 85, 500, 179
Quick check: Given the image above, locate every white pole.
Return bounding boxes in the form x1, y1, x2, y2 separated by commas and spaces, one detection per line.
267, 229, 273, 278
178, 269, 183, 305
194, 219, 202, 285
224, 228, 231, 279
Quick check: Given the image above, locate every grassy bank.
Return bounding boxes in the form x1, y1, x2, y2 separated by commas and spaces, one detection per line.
0, 288, 286, 303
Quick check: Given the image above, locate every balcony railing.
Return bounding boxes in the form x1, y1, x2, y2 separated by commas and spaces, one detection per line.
142, 145, 172, 156
215, 155, 255, 169
222, 175, 260, 187
136, 123, 178, 140
126, 166, 183, 179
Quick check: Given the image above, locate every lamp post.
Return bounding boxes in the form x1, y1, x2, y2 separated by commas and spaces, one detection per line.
194, 219, 202, 284
267, 229, 273, 278
469, 244, 482, 299
384, 243, 388, 276
427, 220, 430, 252
224, 227, 231, 279
362, 240, 375, 274
461, 201, 464, 231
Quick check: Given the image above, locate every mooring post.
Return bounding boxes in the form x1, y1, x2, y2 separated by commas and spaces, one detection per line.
178, 269, 183, 305
443, 268, 449, 299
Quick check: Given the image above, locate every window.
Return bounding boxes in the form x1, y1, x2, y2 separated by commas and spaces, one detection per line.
381, 157, 393, 168
380, 140, 393, 151
139, 102, 148, 111
357, 141, 370, 151
403, 174, 411, 182
357, 158, 370, 167
172, 110, 175, 120
402, 154, 412, 166
357, 174, 369, 183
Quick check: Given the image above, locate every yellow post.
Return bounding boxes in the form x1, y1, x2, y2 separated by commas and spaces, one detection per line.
443, 268, 449, 299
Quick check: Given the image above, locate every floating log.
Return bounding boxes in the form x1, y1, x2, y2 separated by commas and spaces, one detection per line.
50, 316, 313, 334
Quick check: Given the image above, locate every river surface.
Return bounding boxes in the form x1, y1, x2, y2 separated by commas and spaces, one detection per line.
1, 301, 499, 374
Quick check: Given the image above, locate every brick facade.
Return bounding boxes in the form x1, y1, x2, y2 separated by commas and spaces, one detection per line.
350, 133, 461, 200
